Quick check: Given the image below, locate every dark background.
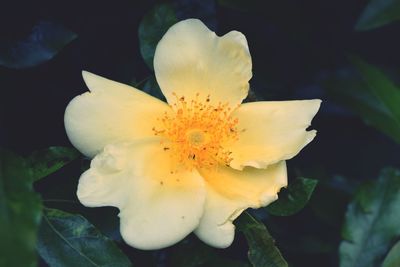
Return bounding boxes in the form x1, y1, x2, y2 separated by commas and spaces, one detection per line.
1, 0, 400, 266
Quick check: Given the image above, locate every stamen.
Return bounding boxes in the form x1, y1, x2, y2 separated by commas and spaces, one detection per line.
153, 93, 239, 170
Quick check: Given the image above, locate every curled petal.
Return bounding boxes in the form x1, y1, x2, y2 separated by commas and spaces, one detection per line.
77, 139, 206, 250
229, 100, 321, 170
154, 19, 252, 108
77, 143, 130, 207
195, 162, 287, 248
65, 71, 171, 158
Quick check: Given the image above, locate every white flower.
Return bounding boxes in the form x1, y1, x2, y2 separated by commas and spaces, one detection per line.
64, 19, 321, 250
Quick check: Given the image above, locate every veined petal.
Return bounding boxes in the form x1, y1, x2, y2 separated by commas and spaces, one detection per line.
229, 100, 321, 170
64, 71, 171, 158
77, 138, 206, 250
154, 19, 252, 108
195, 162, 287, 248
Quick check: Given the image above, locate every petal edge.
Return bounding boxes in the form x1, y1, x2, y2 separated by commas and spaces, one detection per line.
64, 71, 170, 157
154, 19, 252, 109
229, 100, 321, 170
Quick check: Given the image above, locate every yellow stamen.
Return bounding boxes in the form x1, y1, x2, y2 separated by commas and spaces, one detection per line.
153, 93, 239, 170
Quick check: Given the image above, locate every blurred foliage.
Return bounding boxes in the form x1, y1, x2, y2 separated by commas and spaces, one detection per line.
339, 168, 400, 267
27, 147, 79, 182
0, 150, 42, 267
382, 241, 400, 267
355, 0, 400, 31
236, 212, 288, 267
139, 3, 177, 70
37, 208, 132, 267
349, 57, 400, 130
325, 57, 400, 144
0, 21, 76, 69
266, 178, 318, 216
138, 75, 166, 101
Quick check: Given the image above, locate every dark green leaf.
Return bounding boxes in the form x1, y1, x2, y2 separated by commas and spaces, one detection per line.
0, 21, 77, 69
140, 75, 166, 101
324, 60, 400, 144
350, 56, 400, 124
355, 0, 400, 31
236, 212, 288, 267
382, 240, 400, 267
28, 147, 80, 181
339, 168, 400, 267
0, 149, 42, 267
138, 3, 178, 70
267, 178, 318, 216
37, 208, 132, 267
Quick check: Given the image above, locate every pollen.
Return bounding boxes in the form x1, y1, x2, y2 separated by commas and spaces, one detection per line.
153, 93, 239, 170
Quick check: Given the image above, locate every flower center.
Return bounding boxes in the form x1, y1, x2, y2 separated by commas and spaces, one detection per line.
153, 93, 239, 170
187, 129, 208, 147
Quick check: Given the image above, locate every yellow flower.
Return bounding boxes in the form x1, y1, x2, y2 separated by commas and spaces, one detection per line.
64, 19, 321, 250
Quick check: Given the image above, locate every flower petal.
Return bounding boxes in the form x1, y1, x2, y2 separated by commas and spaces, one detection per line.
64, 71, 171, 158
229, 100, 321, 170
154, 19, 252, 108
194, 162, 287, 248
77, 138, 206, 250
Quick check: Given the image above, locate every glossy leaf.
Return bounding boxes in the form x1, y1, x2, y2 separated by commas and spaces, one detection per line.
37, 208, 132, 267
325, 61, 400, 144
351, 57, 400, 124
138, 3, 178, 70
355, 0, 400, 31
0, 149, 42, 267
0, 21, 77, 69
382, 241, 400, 267
236, 212, 288, 267
339, 168, 400, 267
267, 178, 318, 216
28, 147, 79, 181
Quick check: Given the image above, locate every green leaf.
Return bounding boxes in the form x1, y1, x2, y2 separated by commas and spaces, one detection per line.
27, 147, 80, 181
139, 75, 166, 101
355, 0, 400, 31
236, 212, 288, 267
0, 21, 77, 69
0, 149, 42, 267
266, 178, 318, 216
350, 56, 400, 124
37, 208, 132, 267
339, 168, 400, 267
138, 3, 178, 70
382, 240, 400, 267
325, 59, 400, 144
